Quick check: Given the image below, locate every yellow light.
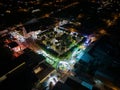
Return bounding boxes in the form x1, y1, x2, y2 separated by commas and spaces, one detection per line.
79, 45, 85, 50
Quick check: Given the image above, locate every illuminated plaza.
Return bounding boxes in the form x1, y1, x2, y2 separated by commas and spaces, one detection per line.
36, 25, 87, 68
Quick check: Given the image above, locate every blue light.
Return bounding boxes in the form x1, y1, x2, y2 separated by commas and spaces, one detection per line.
83, 35, 88, 38
81, 81, 93, 90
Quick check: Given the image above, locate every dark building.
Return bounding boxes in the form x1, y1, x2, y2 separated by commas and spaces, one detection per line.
74, 35, 120, 89
52, 76, 90, 90
52, 81, 72, 90
22, 48, 45, 68
88, 36, 120, 89
0, 48, 46, 90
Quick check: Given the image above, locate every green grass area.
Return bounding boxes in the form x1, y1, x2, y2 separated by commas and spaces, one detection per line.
46, 58, 59, 68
